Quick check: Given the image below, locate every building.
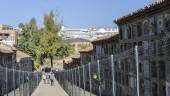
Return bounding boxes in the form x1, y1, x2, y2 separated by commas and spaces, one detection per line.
114, 0, 170, 96
0, 25, 18, 46
63, 56, 80, 70
59, 26, 118, 41
79, 49, 93, 65
64, 38, 93, 55
91, 33, 119, 60
16, 51, 33, 71
0, 43, 16, 68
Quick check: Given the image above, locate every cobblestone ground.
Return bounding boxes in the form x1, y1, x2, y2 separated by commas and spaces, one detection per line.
31, 79, 68, 96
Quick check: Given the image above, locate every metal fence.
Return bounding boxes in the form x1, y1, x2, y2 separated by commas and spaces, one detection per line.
0, 66, 42, 96
55, 40, 170, 96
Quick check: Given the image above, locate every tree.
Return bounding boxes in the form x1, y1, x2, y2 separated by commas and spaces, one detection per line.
18, 18, 44, 65
40, 11, 61, 68
18, 11, 74, 69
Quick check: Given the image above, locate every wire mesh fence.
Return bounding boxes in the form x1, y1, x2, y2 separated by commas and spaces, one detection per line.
0, 66, 42, 96
55, 38, 170, 96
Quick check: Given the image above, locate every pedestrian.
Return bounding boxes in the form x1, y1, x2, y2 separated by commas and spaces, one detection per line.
50, 72, 54, 86
42, 73, 46, 84
46, 74, 50, 84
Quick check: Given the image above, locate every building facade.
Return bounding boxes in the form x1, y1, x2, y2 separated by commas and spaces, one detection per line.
0, 25, 17, 46
91, 34, 119, 61
114, 0, 170, 96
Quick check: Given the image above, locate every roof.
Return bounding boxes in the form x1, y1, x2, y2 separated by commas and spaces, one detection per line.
0, 48, 14, 53
114, 0, 170, 24
0, 43, 16, 53
16, 50, 32, 62
64, 38, 90, 43
92, 33, 119, 44
79, 49, 93, 54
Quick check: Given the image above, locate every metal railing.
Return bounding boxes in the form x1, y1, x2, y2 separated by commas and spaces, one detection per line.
0, 66, 42, 96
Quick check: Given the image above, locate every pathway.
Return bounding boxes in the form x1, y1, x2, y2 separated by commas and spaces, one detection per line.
31, 79, 68, 96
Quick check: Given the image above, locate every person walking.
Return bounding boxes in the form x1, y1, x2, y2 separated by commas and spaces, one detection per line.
42, 74, 46, 84
46, 74, 50, 84
50, 72, 54, 86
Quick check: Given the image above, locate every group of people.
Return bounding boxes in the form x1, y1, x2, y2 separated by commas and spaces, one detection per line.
42, 72, 54, 86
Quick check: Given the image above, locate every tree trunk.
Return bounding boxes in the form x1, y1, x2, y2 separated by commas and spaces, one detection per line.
50, 56, 53, 69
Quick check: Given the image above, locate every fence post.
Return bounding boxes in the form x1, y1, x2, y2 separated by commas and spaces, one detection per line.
111, 55, 115, 96
13, 66, 15, 96
88, 62, 92, 96
71, 69, 74, 96
78, 66, 81, 96
19, 64, 21, 96
5, 62, 8, 96
83, 65, 86, 96
74, 68, 77, 96
68, 70, 71, 95
97, 60, 101, 96
135, 45, 140, 96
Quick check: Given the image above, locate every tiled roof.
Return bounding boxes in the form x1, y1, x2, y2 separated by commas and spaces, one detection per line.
114, 0, 170, 24
64, 38, 90, 43
92, 33, 119, 44
16, 50, 32, 62
0, 43, 16, 53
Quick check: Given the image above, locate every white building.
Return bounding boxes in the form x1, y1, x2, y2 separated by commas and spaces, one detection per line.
59, 26, 118, 41
0, 24, 18, 46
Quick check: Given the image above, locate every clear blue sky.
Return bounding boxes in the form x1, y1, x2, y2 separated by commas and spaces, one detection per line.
0, 0, 154, 28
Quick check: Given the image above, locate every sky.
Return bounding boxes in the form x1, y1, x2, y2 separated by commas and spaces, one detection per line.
0, 0, 154, 29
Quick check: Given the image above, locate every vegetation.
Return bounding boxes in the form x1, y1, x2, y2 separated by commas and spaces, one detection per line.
18, 11, 73, 68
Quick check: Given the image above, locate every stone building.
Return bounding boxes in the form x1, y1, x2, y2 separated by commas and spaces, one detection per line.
79, 49, 92, 65
63, 57, 80, 70
64, 38, 92, 55
16, 51, 33, 71
91, 34, 119, 61
114, 0, 170, 96
0, 43, 16, 68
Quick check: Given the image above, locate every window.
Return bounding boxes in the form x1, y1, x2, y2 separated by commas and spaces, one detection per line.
149, 40, 157, 56
124, 26, 128, 39
166, 38, 170, 56
125, 74, 129, 86
143, 21, 149, 36
149, 17, 156, 35
152, 82, 158, 96
143, 41, 149, 56
138, 41, 143, 56
159, 84, 166, 96
158, 61, 165, 81
125, 59, 129, 72
139, 63, 143, 73
151, 61, 157, 78
137, 22, 142, 37
127, 25, 132, 39
143, 60, 150, 78
140, 78, 144, 95
132, 24, 137, 38
158, 40, 165, 56
120, 27, 123, 40
165, 13, 170, 32
157, 15, 165, 34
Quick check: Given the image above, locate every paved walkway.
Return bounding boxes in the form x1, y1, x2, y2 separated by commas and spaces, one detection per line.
31, 79, 68, 96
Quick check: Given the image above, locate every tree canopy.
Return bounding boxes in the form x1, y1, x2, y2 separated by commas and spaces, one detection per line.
18, 11, 73, 69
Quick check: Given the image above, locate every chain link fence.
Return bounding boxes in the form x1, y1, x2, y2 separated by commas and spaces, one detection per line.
0, 66, 42, 96
55, 39, 170, 96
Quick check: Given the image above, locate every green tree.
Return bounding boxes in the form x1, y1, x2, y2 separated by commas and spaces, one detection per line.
18, 11, 74, 69
40, 11, 61, 68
